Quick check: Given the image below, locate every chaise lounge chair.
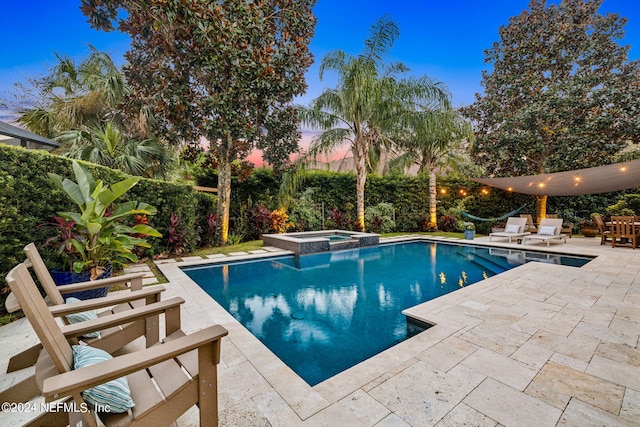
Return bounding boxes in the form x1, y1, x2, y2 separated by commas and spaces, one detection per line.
6, 262, 228, 426
489, 217, 530, 243
523, 218, 567, 247
520, 214, 538, 233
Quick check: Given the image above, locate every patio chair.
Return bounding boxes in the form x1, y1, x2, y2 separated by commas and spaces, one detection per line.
546, 214, 573, 238
1, 243, 167, 405
519, 214, 538, 233
593, 214, 611, 245
523, 218, 567, 247
6, 262, 228, 427
489, 217, 530, 243
610, 216, 640, 249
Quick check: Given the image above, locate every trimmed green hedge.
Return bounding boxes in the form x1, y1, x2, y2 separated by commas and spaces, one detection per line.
0, 145, 206, 308
227, 169, 627, 235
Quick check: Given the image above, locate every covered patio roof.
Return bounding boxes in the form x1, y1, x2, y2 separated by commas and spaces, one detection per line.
0, 120, 59, 150
472, 159, 640, 196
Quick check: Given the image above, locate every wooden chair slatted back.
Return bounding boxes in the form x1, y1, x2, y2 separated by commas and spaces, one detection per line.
611, 216, 636, 237
23, 243, 65, 306
6, 263, 73, 373
593, 214, 607, 233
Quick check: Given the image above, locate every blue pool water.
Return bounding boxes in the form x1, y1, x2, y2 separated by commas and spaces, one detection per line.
183, 242, 591, 385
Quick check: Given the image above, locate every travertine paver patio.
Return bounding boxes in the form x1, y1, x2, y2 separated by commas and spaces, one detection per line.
1, 236, 639, 426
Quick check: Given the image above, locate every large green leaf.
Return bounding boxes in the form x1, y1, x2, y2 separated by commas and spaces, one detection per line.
96, 187, 117, 209
61, 179, 85, 206
72, 161, 95, 204
111, 177, 140, 199
131, 224, 162, 237
86, 222, 102, 236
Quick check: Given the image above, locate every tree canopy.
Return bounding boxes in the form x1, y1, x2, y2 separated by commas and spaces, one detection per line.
464, 0, 640, 178
82, 0, 317, 243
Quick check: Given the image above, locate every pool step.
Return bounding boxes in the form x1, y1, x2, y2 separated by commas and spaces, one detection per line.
463, 251, 509, 275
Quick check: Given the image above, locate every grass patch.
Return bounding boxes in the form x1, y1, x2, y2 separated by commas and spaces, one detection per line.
189, 240, 266, 257
0, 313, 21, 326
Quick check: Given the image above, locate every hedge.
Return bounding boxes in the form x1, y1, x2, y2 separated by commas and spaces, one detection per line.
0, 144, 207, 309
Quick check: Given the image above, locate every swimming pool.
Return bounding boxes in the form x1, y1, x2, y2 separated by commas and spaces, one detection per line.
183, 241, 591, 386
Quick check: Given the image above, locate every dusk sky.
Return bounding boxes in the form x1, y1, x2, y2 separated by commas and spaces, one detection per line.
2, 1, 639, 122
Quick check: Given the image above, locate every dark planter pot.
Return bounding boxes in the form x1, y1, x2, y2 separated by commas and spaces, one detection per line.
464, 230, 476, 240
50, 265, 112, 300
581, 227, 599, 238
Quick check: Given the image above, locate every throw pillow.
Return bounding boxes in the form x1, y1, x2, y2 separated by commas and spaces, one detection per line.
538, 226, 556, 236
504, 224, 521, 233
65, 297, 100, 339
72, 345, 135, 413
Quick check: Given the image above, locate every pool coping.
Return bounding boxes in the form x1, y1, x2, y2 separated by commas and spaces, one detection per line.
155, 235, 608, 420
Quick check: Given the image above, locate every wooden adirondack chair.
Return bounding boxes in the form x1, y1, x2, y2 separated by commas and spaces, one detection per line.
1, 243, 167, 406
6, 262, 228, 427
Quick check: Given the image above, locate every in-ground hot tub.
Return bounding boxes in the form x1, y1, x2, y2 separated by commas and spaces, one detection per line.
262, 230, 379, 254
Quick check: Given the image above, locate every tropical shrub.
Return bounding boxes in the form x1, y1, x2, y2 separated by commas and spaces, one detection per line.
438, 215, 458, 232
251, 204, 272, 237
196, 213, 217, 248
166, 213, 190, 255
47, 160, 162, 278
270, 208, 293, 234
288, 188, 322, 231
365, 202, 396, 233
326, 208, 352, 230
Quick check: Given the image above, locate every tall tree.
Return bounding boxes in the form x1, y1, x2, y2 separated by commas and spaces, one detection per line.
463, 0, 640, 221
17, 46, 127, 137
300, 16, 448, 229
82, 0, 316, 244
14, 47, 174, 178
392, 107, 475, 229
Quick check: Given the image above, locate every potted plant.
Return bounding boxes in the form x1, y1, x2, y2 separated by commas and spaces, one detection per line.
579, 215, 599, 238
461, 221, 476, 240
45, 161, 162, 295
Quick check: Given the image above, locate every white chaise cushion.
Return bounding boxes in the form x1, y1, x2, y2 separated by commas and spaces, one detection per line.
504, 224, 521, 233
538, 226, 556, 236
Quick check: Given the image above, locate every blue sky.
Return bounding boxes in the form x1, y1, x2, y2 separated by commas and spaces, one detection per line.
1, 0, 639, 120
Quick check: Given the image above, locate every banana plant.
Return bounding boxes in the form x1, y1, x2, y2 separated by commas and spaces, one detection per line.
48, 161, 162, 279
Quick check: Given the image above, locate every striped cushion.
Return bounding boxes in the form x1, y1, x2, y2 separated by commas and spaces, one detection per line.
65, 297, 100, 339
72, 345, 135, 413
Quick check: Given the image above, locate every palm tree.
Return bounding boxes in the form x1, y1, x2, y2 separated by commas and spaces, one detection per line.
16, 46, 174, 178
299, 16, 449, 229
56, 122, 176, 180
392, 107, 476, 229
17, 45, 128, 137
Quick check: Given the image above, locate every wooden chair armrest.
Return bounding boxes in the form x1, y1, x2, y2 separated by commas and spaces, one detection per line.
56, 272, 146, 294
50, 285, 165, 316
5, 292, 20, 313
42, 325, 228, 400
59, 297, 185, 339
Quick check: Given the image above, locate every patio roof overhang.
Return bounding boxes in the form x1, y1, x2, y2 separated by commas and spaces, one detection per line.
0, 120, 59, 149
472, 159, 640, 196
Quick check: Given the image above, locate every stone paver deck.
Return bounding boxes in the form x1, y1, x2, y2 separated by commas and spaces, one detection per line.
2, 236, 639, 426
